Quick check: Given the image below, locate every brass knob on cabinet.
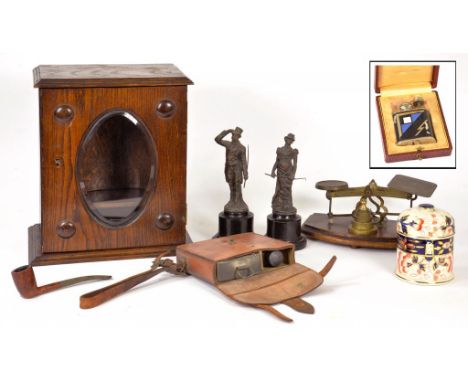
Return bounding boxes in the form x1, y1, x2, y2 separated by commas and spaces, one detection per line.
156, 100, 175, 118
54, 105, 74, 123
156, 213, 174, 230
56, 220, 76, 239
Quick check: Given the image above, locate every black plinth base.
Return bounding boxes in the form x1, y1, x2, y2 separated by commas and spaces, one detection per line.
214, 211, 254, 238
266, 213, 307, 251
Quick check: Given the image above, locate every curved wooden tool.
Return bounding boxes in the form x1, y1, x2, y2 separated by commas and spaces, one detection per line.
80, 256, 186, 309
12, 265, 111, 299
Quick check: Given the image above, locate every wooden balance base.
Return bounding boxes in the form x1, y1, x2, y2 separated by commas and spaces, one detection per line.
301, 213, 397, 249
28, 224, 192, 266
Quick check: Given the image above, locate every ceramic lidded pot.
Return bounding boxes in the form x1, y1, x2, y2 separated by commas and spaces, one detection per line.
396, 204, 454, 284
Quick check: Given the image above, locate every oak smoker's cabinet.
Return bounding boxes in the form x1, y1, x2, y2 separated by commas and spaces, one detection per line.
29, 64, 193, 265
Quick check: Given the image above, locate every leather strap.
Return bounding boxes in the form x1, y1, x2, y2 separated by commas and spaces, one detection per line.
80, 257, 185, 309
255, 298, 315, 322
319, 255, 337, 277
282, 297, 315, 314
255, 304, 293, 322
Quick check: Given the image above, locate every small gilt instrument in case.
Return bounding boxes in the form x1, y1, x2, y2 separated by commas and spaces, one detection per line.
375, 65, 452, 162
393, 97, 436, 146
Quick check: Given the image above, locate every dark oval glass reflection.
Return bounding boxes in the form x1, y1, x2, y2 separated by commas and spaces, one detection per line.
76, 110, 156, 228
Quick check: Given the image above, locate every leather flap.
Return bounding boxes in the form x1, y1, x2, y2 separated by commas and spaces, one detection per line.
217, 263, 323, 305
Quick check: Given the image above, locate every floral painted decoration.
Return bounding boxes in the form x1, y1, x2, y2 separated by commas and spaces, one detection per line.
395, 204, 454, 285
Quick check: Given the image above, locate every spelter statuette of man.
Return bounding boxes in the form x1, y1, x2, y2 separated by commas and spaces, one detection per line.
215, 127, 249, 214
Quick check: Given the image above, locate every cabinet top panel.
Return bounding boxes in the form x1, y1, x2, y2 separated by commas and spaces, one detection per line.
34, 64, 193, 88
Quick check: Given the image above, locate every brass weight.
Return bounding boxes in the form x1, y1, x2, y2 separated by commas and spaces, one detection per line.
348, 197, 378, 236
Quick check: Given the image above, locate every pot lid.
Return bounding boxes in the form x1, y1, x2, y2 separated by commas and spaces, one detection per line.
397, 204, 454, 240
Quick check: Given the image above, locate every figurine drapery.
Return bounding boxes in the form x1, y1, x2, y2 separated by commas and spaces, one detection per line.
270, 133, 298, 215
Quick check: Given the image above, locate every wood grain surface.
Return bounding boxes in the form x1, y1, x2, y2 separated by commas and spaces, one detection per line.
33, 83, 189, 264
34, 64, 193, 88
302, 213, 397, 249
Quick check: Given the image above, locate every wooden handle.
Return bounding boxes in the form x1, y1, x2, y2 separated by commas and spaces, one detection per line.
80, 267, 165, 309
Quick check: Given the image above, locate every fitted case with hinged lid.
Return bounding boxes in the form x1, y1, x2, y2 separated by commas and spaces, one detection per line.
375, 65, 452, 162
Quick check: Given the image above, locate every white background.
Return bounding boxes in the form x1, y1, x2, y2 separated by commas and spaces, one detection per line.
369, 61, 456, 168
1, 1, 467, 382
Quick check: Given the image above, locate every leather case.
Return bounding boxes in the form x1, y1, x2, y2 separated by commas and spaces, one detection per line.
176, 232, 336, 322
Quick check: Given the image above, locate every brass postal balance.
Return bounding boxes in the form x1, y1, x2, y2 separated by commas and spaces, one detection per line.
301, 175, 437, 249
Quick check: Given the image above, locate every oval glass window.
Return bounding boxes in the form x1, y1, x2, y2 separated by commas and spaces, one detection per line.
76, 110, 156, 228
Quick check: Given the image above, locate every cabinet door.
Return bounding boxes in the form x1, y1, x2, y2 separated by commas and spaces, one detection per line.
40, 86, 187, 254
